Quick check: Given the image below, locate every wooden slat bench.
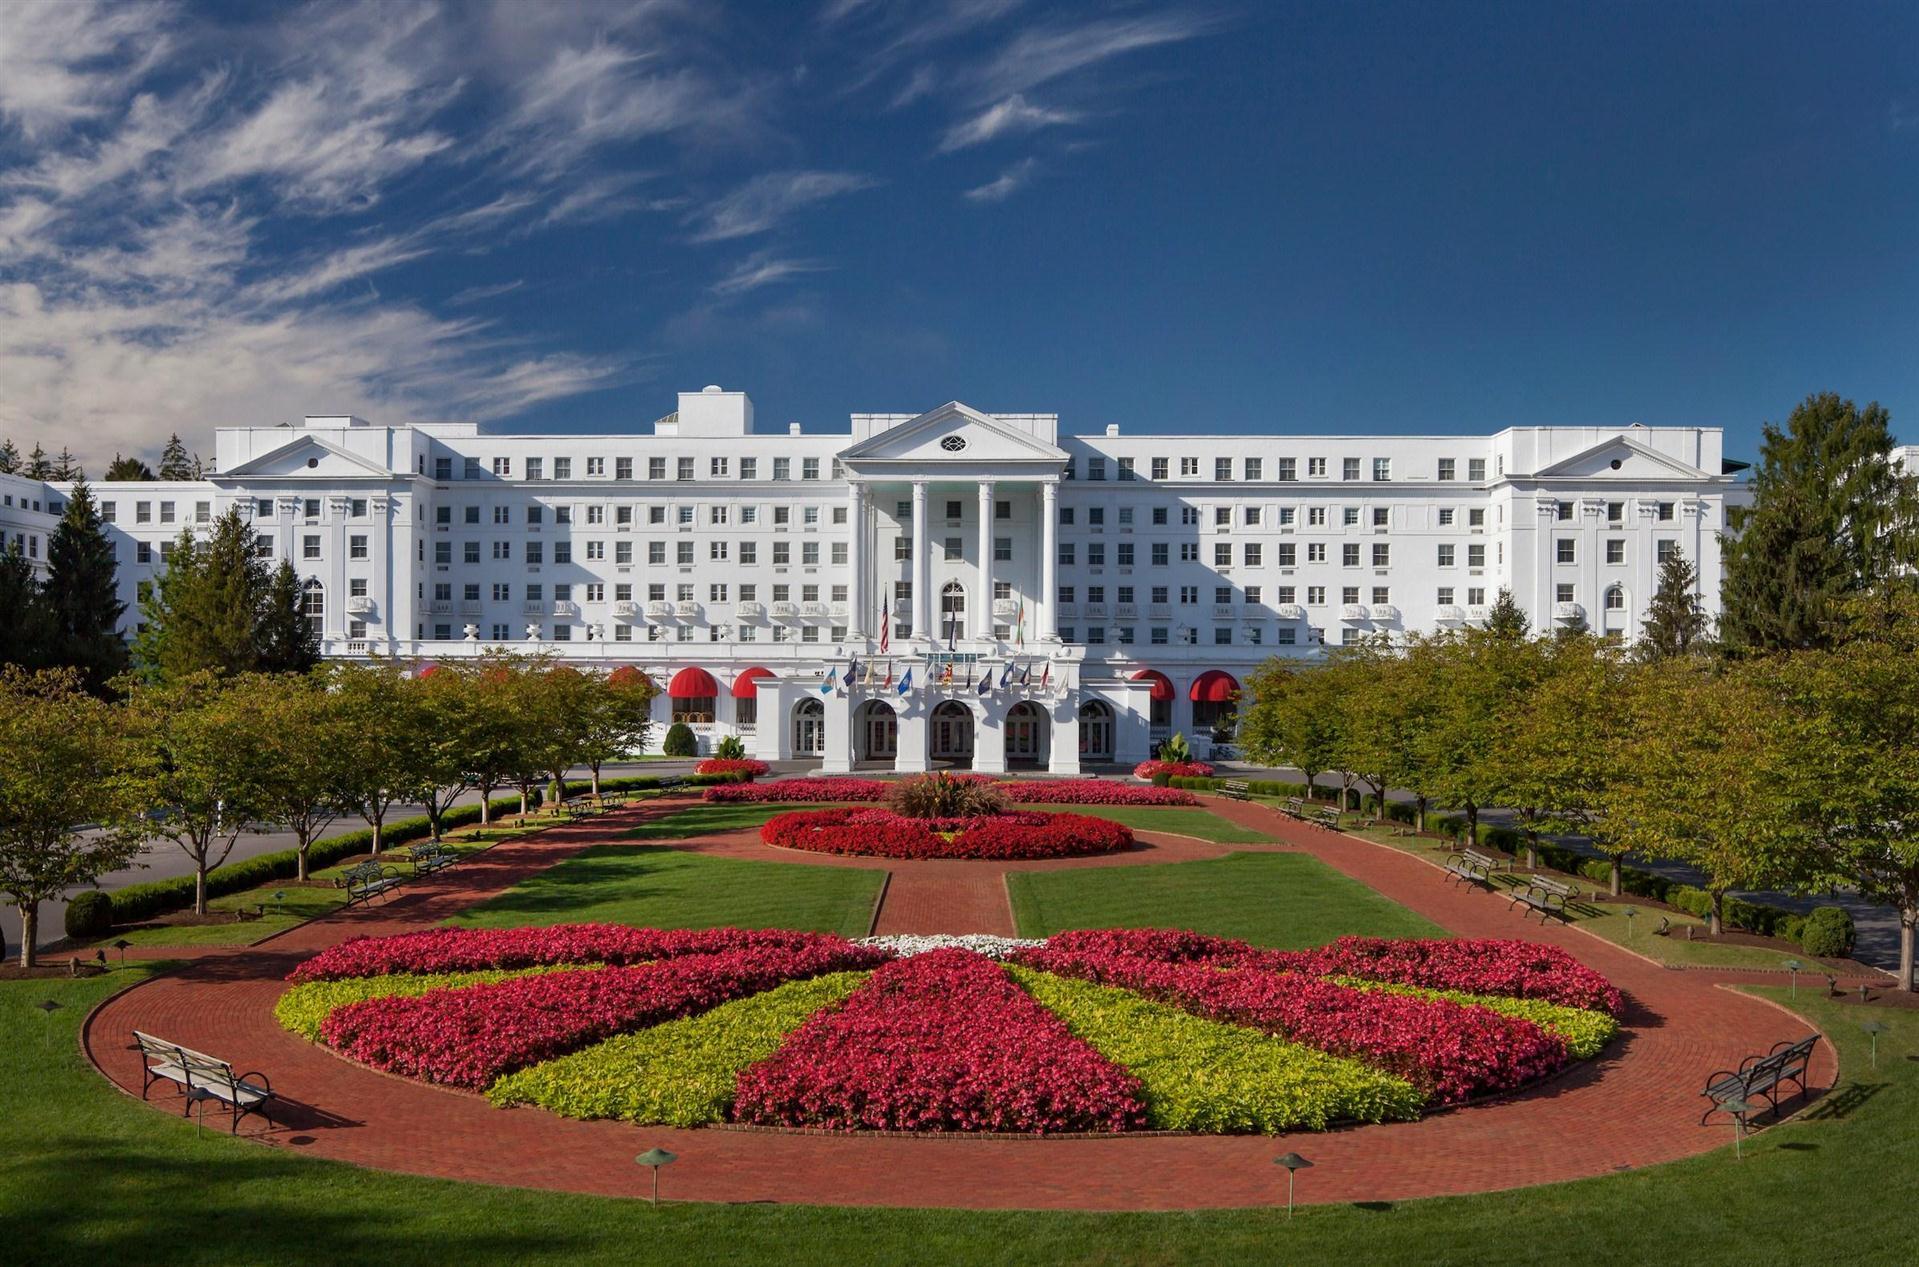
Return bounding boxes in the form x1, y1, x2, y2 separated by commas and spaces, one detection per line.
400, 842, 455, 875
1444, 847, 1503, 890
1217, 778, 1251, 801
1507, 875, 1578, 924
1308, 805, 1341, 830
1701, 1036, 1819, 1124
337, 860, 403, 908
133, 1030, 274, 1134
1280, 797, 1306, 819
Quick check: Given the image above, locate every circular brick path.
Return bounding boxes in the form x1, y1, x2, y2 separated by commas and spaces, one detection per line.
84, 795, 1839, 1210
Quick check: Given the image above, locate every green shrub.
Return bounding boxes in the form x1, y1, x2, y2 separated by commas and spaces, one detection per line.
714, 734, 747, 760
63, 890, 114, 938
1779, 914, 1806, 946
1798, 906, 1856, 959
662, 722, 698, 757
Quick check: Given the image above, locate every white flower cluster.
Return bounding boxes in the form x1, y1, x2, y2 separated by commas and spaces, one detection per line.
857, 933, 1049, 960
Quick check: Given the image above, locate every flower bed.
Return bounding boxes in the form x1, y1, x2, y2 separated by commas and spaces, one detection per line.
760, 808, 1132, 860
1133, 760, 1215, 780
1002, 780, 1199, 806
276, 966, 578, 1039
706, 778, 891, 803
1259, 936, 1626, 1017
707, 776, 1198, 806
694, 758, 770, 779
731, 949, 1148, 1133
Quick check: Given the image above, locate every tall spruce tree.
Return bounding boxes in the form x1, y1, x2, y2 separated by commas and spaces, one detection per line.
1721, 392, 1919, 652
256, 559, 320, 674
157, 433, 195, 481
41, 482, 127, 694
0, 542, 52, 669
105, 454, 155, 481
1485, 588, 1530, 640
1637, 546, 1712, 661
0, 439, 19, 473
24, 444, 51, 479
134, 508, 268, 680
51, 447, 82, 481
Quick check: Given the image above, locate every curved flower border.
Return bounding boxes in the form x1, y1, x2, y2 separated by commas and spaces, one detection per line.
760, 807, 1133, 860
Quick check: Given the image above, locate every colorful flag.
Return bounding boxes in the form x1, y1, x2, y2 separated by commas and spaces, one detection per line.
883, 659, 895, 689
878, 605, 890, 654
941, 661, 954, 686
965, 660, 975, 689
819, 667, 838, 695
863, 658, 876, 686
1015, 603, 1025, 649
1039, 663, 1050, 691
897, 666, 913, 696
1019, 661, 1032, 687
1000, 661, 1015, 688
978, 662, 993, 695
843, 657, 858, 692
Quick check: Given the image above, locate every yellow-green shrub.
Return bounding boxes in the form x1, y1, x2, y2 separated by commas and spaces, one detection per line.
1333, 977, 1619, 1059
274, 967, 579, 1040
1007, 967, 1423, 1131
486, 971, 870, 1124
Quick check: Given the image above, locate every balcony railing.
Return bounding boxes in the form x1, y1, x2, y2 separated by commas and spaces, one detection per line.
1274, 603, 1306, 620
1434, 604, 1465, 623
1370, 604, 1401, 622
735, 601, 765, 620
645, 600, 674, 621
1553, 601, 1585, 622
612, 600, 639, 618
1340, 604, 1370, 621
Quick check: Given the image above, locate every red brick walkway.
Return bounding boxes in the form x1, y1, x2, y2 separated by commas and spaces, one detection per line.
84, 795, 1840, 1211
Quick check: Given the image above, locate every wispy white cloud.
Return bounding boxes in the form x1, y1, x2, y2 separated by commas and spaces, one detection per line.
964, 157, 1038, 203
938, 93, 1077, 151
448, 279, 525, 306
972, 13, 1209, 102
711, 251, 830, 296
0, 0, 175, 139
688, 169, 880, 243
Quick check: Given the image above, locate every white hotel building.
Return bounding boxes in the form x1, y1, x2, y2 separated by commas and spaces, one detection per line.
5, 387, 1740, 772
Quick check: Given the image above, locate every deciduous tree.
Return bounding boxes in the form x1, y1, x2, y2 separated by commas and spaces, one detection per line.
246, 673, 354, 881
1239, 659, 1340, 800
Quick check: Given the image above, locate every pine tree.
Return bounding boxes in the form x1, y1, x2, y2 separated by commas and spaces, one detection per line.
1637, 547, 1712, 661
51, 447, 82, 481
1485, 588, 1530, 640
157, 433, 195, 481
105, 454, 156, 481
41, 482, 127, 694
256, 559, 320, 674
0, 542, 53, 669
0, 440, 19, 474
24, 444, 52, 480
134, 509, 268, 680
1722, 392, 1919, 652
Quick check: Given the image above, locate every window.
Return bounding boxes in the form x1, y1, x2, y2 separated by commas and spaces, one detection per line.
649, 457, 667, 480
995, 537, 1012, 562
1215, 457, 1232, 481
1657, 501, 1675, 522
676, 457, 694, 481
1556, 539, 1576, 564
1151, 457, 1169, 480
739, 458, 757, 480
672, 691, 715, 723
1307, 543, 1327, 563
1468, 458, 1486, 481
585, 457, 604, 477
1278, 458, 1296, 481
1656, 539, 1677, 564
301, 580, 324, 638
526, 541, 544, 564
772, 458, 791, 481
303, 535, 321, 560
1179, 543, 1198, 562
553, 542, 572, 564
1151, 543, 1169, 566
1087, 458, 1105, 481
1152, 507, 1168, 525
614, 457, 633, 480
1606, 539, 1625, 564
1372, 458, 1391, 481
1606, 585, 1625, 611
1118, 457, 1136, 481
1243, 543, 1261, 566
1245, 458, 1262, 480
1437, 586, 1454, 605
1437, 544, 1456, 567
1059, 543, 1076, 565
802, 458, 819, 481
492, 457, 511, 477
136, 542, 152, 564
895, 536, 913, 561
1342, 457, 1361, 480
1277, 543, 1296, 566
434, 456, 452, 481
1371, 543, 1390, 566
945, 499, 962, 519
1468, 508, 1486, 528
996, 500, 1011, 519
1557, 583, 1576, 604
711, 457, 729, 477
526, 458, 543, 480
1467, 544, 1486, 567
1438, 507, 1454, 526
1342, 543, 1360, 567
1214, 542, 1232, 566
943, 536, 961, 561
1437, 458, 1456, 481
677, 541, 695, 565
1342, 507, 1359, 526
350, 535, 369, 559
552, 457, 572, 480
1180, 457, 1199, 477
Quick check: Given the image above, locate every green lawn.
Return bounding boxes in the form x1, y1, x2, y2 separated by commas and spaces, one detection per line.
623, 803, 809, 841
8, 968, 1913, 1265
448, 846, 883, 938
1007, 852, 1443, 947
1049, 806, 1276, 844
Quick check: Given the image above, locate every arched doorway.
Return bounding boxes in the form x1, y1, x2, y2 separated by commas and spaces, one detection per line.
940, 581, 966, 645
1005, 700, 1050, 766
855, 699, 898, 766
929, 699, 974, 767
301, 578, 325, 639
791, 697, 825, 757
1078, 700, 1115, 763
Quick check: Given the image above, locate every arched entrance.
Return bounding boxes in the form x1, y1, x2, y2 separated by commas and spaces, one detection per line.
1005, 700, 1050, 766
1078, 700, 1115, 763
855, 698, 898, 766
929, 699, 975, 767
791, 697, 825, 758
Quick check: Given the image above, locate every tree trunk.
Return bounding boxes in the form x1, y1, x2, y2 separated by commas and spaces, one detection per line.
1610, 858, 1622, 898
18, 902, 36, 969
1708, 889, 1724, 936
1901, 908, 1915, 993
370, 809, 384, 856
195, 863, 209, 916
1415, 797, 1427, 833
591, 764, 602, 795
520, 786, 530, 815
1524, 819, 1538, 870
296, 840, 310, 882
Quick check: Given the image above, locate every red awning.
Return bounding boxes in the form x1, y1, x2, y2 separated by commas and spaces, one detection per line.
1189, 670, 1240, 703
731, 666, 775, 699
667, 667, 719, 699
1130, 669, 1174, 702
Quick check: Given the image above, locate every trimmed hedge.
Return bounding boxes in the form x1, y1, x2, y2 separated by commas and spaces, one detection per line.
64, 890, 114, 938
662, 722, 698, 757
1160, 775, 1358, 808
1799, 906, 1856, 959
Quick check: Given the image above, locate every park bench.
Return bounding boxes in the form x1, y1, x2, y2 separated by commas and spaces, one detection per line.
1280, 797, 1306, 819
1217, 778, 1251, 802
337, 860, 404, 908
1308, 806, 1341, 830
562, 796, 601, 818
401, 842, 455, 875
1701, 1035, 1819, 1124
1506, 874, 1578, 924
132, 1030, 275, 1134
1444, 847, 1503, 890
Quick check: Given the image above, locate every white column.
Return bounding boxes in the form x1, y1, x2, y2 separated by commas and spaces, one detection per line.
976, 480, 995, 641
910, 480, 930, 641
1039, 480, 1059, 640
846, 481, 865, 639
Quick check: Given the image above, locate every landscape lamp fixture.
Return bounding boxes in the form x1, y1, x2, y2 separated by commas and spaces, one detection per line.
1273, 1151, 1314, 1218
635, 1147, 678, 1205
1860, 1019, 1889, 1071
112, 938, 132, 964
1782, 959, 1803, 998
1718, 1097, 1752, 1159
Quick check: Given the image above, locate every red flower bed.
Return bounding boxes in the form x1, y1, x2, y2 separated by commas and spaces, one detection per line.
705, 778, 891, 803
1012, 943, 1568, 1104
731, 948, 1147, 1133
1001, 779, 1199, 806
1259, 936, 1626, 1017
694, 758, 770, 779
760, 808, 1132, 860
319, 940, 890, 1088
1132, 760, 1215, 780
288, 924, 863, 983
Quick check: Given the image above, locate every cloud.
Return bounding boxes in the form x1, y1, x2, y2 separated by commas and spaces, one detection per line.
0, 0, 175, 139
688, 169, 880, 242
938, 93, 1077, 151
711, 251, 830, 296
496, 39, 740, 177
964, 157, 1038, 203
972, 13, 1209, 102
447, 279, 525, 306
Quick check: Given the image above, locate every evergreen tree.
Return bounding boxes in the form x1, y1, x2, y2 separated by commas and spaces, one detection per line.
41, 482, 127, 694
157, 433, 195, 481
0, 439, 19, 474
1721, 392, 1919, 652
134, 509, 268, 680
1637, 547, 1712, 661
51, 447, 82, 481
24, 444, 51, 480
105, 454, 155, 481
256, 559, 320, 674
0, 542, 52, 669
1485, 588, 1530, 640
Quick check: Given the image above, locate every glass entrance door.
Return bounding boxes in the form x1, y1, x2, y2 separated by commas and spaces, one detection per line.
866, 712, 897, 759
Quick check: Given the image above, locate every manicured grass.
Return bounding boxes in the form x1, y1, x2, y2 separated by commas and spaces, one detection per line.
8, 968, 1913, 1265
623, 803, 811, 841
448, 846, 883, 939
1007, 852, 1443, 948
1045, 806, 1275, 844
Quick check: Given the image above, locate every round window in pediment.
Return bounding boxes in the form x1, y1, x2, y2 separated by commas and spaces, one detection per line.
939, 434, 967, 452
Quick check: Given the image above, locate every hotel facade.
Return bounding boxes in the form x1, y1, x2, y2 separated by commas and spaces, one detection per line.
4, 387, 1741, 773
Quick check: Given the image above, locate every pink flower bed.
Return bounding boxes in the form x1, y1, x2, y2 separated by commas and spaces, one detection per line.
1259, 936, 1626, 1017
1133, 760, 1216, 780
1003, 779, 1199, 806
760, 808, 1132, 860
319, 940, 890, 1088
1013, 942, 1569, 1104
706, 778, 891, 803
288, 924, 864, 983
694, 758, 770, 778
731, 948, 1147, 1133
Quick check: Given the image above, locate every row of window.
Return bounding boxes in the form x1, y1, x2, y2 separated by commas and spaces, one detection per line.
428, 455, 832, 482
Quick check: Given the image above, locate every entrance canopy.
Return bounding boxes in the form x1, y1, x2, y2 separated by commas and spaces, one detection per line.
1130, 669, 1174, 702
730, 666, 775, 698
1189, 670, 1239, 703
667, 667, 719, 699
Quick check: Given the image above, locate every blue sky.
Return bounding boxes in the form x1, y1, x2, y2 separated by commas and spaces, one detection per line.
0, 1, 1914, 468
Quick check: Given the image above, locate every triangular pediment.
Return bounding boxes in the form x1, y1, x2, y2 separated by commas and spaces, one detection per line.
216, 434, 399, 481
838, 402, 1067, 467
1533, 435, 1709, 481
